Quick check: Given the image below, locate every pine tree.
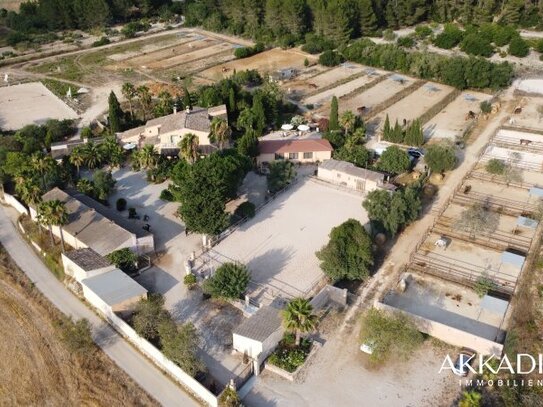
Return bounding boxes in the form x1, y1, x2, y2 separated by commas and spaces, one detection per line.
252, 93, 266, 136
329, 96, 339, 131
383, 114, 391, 141
108, 91, 123, 133
359, 0, 378, 35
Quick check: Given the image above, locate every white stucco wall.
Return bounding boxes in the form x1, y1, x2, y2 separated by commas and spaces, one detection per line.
61, 253, 115, 283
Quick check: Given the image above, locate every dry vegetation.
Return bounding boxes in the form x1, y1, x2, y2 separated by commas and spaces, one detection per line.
0, 244, 158, 407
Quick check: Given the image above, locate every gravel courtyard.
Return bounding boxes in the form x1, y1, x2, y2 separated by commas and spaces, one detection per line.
0, 82, 78, 130
202, 177, 368, 304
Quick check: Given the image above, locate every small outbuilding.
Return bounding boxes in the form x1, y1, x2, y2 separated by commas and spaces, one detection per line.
317, 159, 386, 192
81, 268, 147, 315
62, 248, 115, 283
233, 305, 284, 373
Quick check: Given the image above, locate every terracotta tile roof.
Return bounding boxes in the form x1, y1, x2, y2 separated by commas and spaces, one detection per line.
259, 139, 333, 155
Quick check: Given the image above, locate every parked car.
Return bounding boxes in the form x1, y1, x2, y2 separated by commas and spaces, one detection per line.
407, 147, 424, 158
453, 349, 476, 376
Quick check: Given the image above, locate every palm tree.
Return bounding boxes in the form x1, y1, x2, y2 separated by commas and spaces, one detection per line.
122, 82, 137, 119
138, 144, 159, 169
37, 200, 55, 247
209, 117, 231, 150
30, 152, 55, 189
339, 111, 356, 136
137, 85, 153, 121
100, 137, 124, 168
179, 133, 199, 164
282, 298, 318, 346
69, 146, 85, 176
83, 142, 103, 169
15, 178, 42, 206
48, 199, 68, 252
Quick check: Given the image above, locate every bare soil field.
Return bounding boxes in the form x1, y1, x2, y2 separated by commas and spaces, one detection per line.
507, 96, 543, 129
304, 71, 385, 107
372, 81, 455, 130
424, 92, 492, 141
334, 74, 413, 116
460, 177, 540, 205
107, 36, 201, 63
200, 47, 317, 81
0, 82, 78, 130
0, 0, 22, 10
0, 246, 157, 407
300, 63, 365, 90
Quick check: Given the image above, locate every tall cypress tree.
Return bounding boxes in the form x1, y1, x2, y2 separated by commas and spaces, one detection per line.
383, 114, 391, 140
329, 96, 339, 131
252, 93, 266, 136
108, 91, 123, 134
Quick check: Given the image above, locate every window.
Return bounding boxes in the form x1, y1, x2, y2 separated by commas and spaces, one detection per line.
275, 153, 284, 160
289, 152, 299, 160
303, 152, 313, 159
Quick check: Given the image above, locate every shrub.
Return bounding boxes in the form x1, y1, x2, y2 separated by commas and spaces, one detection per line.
301, 34, 335, 54
397, 36, 415, 48
203, 263, 250, 300
360, 308, 424, 364
80, 127, 93, 139
535, 39, 543, 53
267, 334, 311, 372
508, 36, 529, 57
433, 24, 463, 49
106, 248, 138, 273
160, 189, 174, 201
460, 34, 494, 57
57, 317, 94, 355
234, 43, 264, 59
414, 25, 433, 39
480, 100, 492, 114
486, 158, 506, 175
116, 198, 127, 211
318, 50, 344, 67
234, 201, 256, 219
268, 161, 296, 193
382, 29, 396, 41
474, 274, 497, 297
183, 273, 197, 289
218, 387, 242, 407
92, 36, 110, 47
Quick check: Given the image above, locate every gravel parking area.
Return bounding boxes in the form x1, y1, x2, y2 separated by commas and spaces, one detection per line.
0, 82, 78, 130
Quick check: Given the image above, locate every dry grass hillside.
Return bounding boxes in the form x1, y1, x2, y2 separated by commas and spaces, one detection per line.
0, 245, 159, 406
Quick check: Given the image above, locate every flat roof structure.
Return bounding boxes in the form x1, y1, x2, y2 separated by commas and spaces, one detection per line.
82, 269, 147, 306
319, 159, 385, 182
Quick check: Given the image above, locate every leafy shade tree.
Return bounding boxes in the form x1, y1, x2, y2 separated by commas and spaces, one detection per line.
203, 263, 250, 300
377, 146, 410, 174
108, 91, 124, 133
360, 308, 424, 364
92, 169, 116, 201
363, 186, 422, 236
455, 203, 499, 238
267, 161, 296, 193
106, 248, 138, 274
485, 158, 506, 175
329, 96, 339, 132
157, 319, 204, 377
424, 143, 456, 173
316, 219, 373, 283
282, 298, 318, 346
170, 152, 251, 235
210, 117, 232, 150
132, 294, 170, 343
333, 144, 371, 168
179, 133, 199, 164
318, 50, 344, 66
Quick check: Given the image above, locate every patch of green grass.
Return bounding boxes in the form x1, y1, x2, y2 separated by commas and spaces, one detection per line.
41, 79, 72, 99
30, 56, 84, 82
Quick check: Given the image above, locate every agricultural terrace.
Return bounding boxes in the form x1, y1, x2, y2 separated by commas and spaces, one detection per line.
291, 63, 366, 94
423, 92, 493, 141
198, 178, 368, 305
199, 47, 317, 82
0, 82, 78, 130
303, 69, 385, 108
480, 145, 543, 172
333, 73, 414, 117
27, 29, 247, 86
371, 81, 456, 133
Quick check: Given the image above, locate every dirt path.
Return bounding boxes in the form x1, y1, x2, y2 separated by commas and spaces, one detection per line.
0, 248, 159, 407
